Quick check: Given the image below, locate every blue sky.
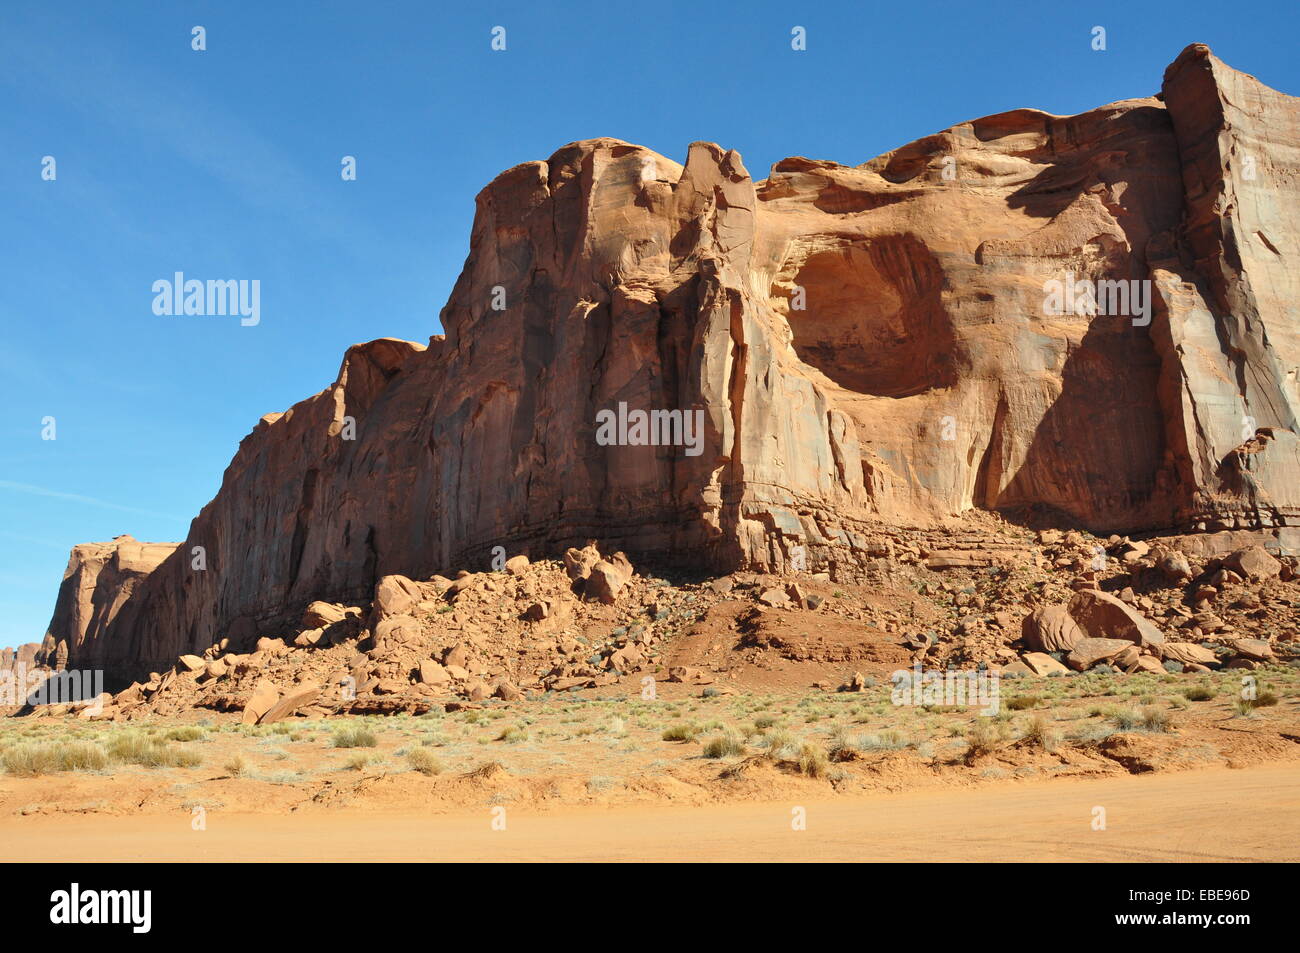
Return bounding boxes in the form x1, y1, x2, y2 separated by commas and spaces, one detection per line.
2, 0, 1297, 647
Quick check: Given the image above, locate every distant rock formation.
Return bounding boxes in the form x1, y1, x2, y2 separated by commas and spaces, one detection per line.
40, 44, 1300, 680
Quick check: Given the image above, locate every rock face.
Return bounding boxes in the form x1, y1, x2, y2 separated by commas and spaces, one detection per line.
37, 535, 178, 671
40, 45, 1300, 681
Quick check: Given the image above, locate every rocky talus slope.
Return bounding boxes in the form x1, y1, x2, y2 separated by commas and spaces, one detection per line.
18, 44, 1300, 695
15, 531, 1299, 723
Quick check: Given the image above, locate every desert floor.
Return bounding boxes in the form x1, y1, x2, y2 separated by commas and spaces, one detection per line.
2, 669, 1296, 861
2, 761, 1298, 861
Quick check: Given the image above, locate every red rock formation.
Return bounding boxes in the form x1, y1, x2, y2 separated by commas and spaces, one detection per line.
38, 536, 177, 671
43, 44, 1300, 679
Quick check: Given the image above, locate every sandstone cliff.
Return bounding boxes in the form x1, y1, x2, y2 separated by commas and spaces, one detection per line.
43, 44, 1300, 679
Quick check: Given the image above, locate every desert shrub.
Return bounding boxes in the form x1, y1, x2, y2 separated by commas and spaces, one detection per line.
163, 726, 207, 742
701, 730, 745, 759
331, 724, 377, 748
1110, 707, 1142, 731
1006, 695, 1041, 711
494, 725, 528, 743
759, 729, 799, 759
661, 722, 700, 742
1236, 690, 1279, 713
107, 732, 201, 768
795, 741, 830, 779
466, 760, 508, 779
964, 720, 1007, 762
1019, 716, 1059, 752
1182, 686, 1215, 702
406, 748, 444, 776
828, 729, 864, 762
2, 740, 108, 776
1140, 707, 1173, 733
859, 729, 910, 751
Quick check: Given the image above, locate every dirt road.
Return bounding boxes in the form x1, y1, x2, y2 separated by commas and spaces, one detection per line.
5, 762, 1296, 862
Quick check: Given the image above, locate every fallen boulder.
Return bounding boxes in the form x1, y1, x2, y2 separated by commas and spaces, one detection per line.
1022, 652, 1070, 675
1067, 637, 1133, 671
241, 680, 280, 724
1068, 589, 1164, 648
1021, 606, 1084, 653
1225, 546, 1282, 582
585, 553, 634, 604
1159, 642, 1219, 666
372, 574, 422, 621
302, 601, 347, 629
258, 681, 322, 724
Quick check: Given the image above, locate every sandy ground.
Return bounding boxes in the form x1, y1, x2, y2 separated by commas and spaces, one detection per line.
4, 761, 1295, 862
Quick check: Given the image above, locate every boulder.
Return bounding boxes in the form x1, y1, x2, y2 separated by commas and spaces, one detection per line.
1156, 550, 1193, 582
241, 680, 280, 724
840, 671, 871, 691
668, 665, 708, 684
418, 660, 450, 686
1022, 652, 1070, 675
443, 574, 479, 599
114, 683, 144, 706
302, 601, 347, 629
1159, 642, 1219, 666
176, 654, 206, 673
608, 644, 643, 672
1068, 589, 1164, 648
1127, 655, 1167, 675
1114, 645, 1141, 670
1225, 547, 1282, 582
1066, 638, 1133, 671
1021, 606, 1084, 653
293, 627, 325, 648
258, 681, 321, 724
585, 554, 634, 604
373, 574, 422, 621
493, 680, 523, 701
1231, 638, 1275, 661
563, 544, 601, 581
373, 614, 422, 649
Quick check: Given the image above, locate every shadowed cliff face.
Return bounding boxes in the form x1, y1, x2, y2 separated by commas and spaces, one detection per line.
43, 44, 1300, 680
